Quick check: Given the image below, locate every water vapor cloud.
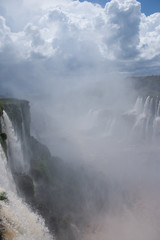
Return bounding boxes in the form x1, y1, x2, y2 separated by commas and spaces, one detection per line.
0, 0, 160, 84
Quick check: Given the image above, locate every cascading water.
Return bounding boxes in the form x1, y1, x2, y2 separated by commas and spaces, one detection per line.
2, 111, 28, 173
130, 96, 160, 142
128, 96, 143, 116
0, 111, 54, 240
0, 144, 16, 193
153, 99, 160, 140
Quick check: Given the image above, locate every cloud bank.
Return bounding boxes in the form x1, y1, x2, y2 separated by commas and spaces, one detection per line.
0, 0, 160, 83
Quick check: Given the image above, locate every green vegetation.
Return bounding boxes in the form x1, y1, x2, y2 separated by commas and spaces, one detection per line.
0, 135, 7, 156
0, 98, 26, 105
0, 104, 7, 155
0, 105, 3, 117
0, 192, 8, 202
0, 133, 7, 141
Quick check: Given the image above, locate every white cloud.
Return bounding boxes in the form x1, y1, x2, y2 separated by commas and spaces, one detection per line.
0, 0, 159, 75
103, 0, 141, 59
0, 16, 11, 49
0, 1, 160, 98
139, 13, 160, 60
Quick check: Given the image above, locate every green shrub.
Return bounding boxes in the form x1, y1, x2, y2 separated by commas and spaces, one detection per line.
0, 105, 3, 117
0, 192, 8, 201
0, 133, 7, 141
0, 134, 7, 157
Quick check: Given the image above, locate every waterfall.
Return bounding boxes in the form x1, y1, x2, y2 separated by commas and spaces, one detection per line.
0, 111, 54, 240
128, 96, 160, 142
2, 111, 28, 173
153, 99, 160, 140
85, 96, 160, 144
129, 96, 151, 140
91, 95, 160, 144
0, 144, 16, 193
130, 96, 143, 115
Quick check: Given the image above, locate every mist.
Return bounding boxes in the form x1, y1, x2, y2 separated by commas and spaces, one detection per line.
0, 0, 160, 239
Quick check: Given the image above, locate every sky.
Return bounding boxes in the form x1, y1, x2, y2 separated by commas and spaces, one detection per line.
0, 0, 159, 89
79, 0, 160, 15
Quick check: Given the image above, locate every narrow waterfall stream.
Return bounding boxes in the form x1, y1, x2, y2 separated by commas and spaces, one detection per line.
2, 111, 27, 173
